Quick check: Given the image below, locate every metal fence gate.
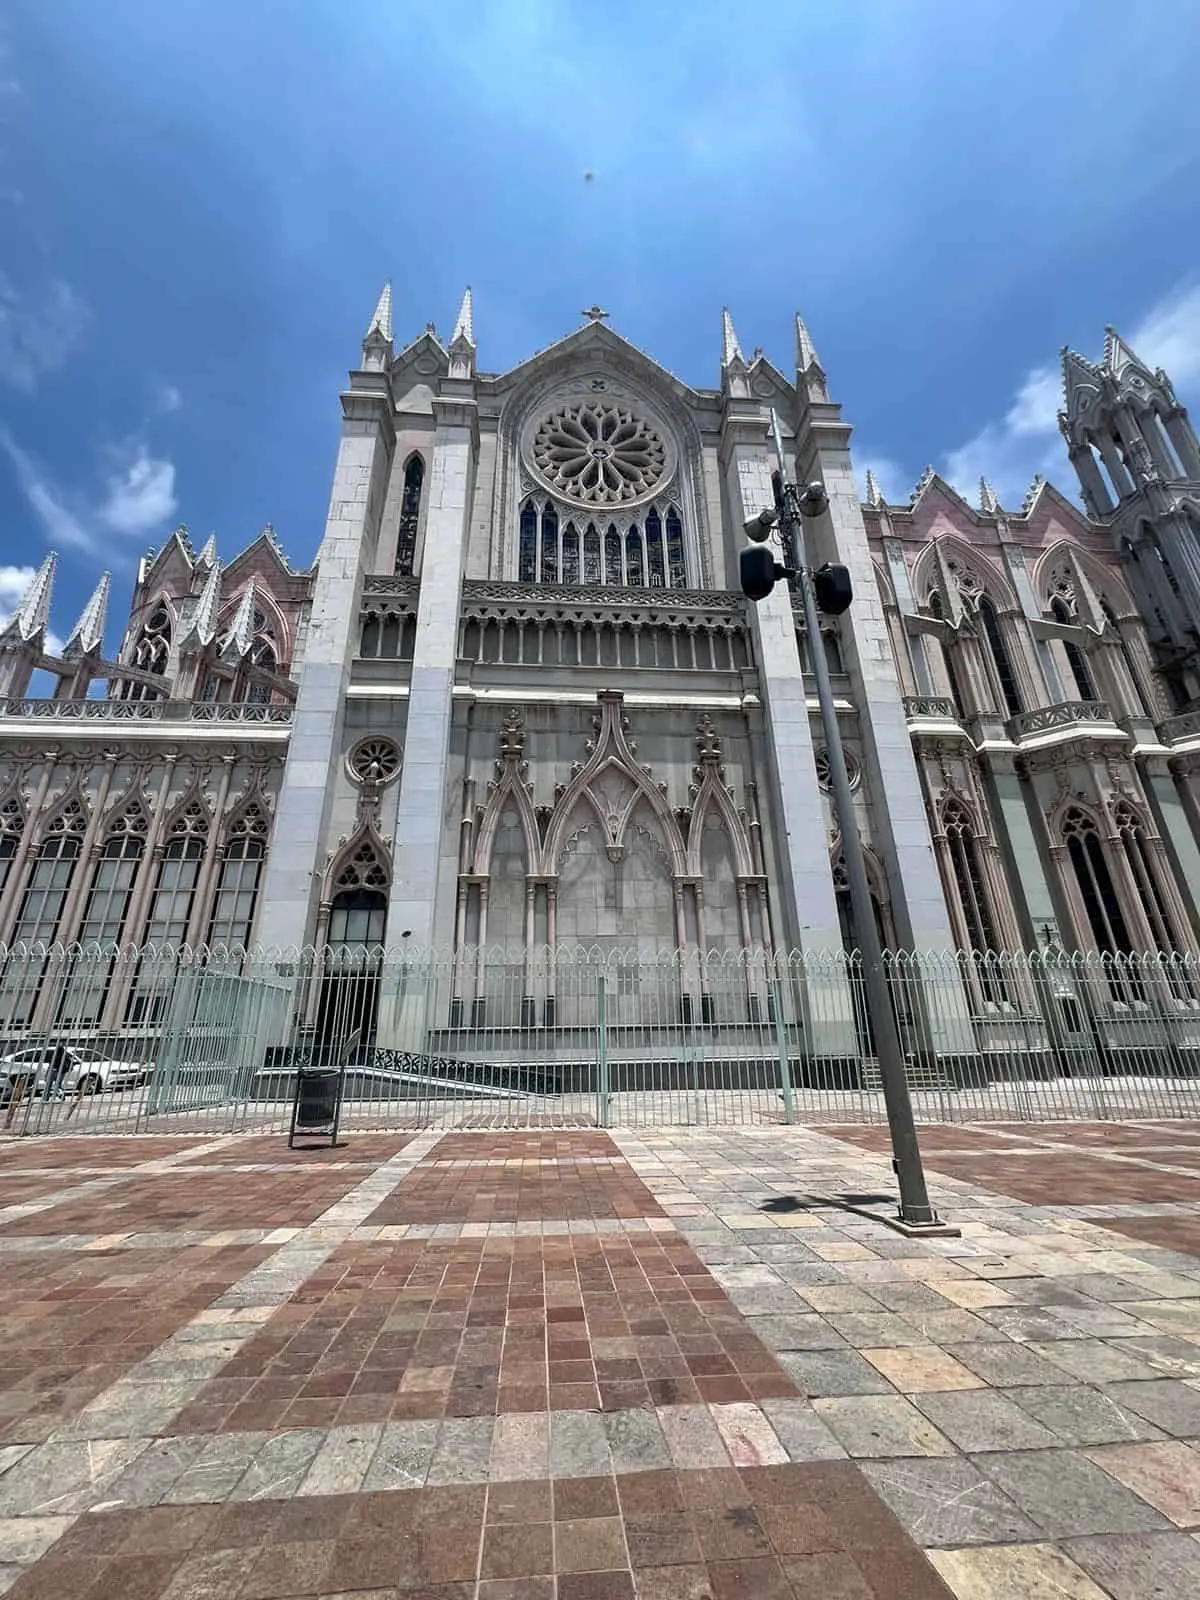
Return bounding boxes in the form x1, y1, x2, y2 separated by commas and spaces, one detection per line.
2, 942, 1200, 1136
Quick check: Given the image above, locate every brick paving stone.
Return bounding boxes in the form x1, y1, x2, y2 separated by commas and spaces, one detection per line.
163, 1229, 799, 1431
182, 1134, 416, 1166
0, 1244, 270, 1444
0, 1170, 364, 1236
10, 1121, 1200, 1597
0, 1137, 210, 1171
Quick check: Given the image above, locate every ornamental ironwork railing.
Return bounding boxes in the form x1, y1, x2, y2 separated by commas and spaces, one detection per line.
1006, 700, 1113, 740
1, 942, 1198, 1137
0, 699, 293, 725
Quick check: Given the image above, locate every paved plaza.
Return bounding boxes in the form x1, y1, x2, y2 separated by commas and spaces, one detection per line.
0, 1122, 1198, 1596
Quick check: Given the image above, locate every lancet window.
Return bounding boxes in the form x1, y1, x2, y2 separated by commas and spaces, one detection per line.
516, 497, 689, 588
394, 454, 424, 577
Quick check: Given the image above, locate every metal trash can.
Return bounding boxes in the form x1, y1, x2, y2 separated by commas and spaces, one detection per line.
289, 1064, 345, 1148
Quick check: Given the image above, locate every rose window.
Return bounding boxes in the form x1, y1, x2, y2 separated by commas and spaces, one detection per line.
532, 403, 666, 505
348, 737, 401, 785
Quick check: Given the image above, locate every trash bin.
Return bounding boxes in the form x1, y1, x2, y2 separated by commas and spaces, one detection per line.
288, 1064, 345, 1148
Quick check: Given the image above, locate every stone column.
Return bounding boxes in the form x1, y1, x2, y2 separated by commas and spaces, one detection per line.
256, 377, 395, 949
793, 397, 973, 1056
379, 389, 478, 1048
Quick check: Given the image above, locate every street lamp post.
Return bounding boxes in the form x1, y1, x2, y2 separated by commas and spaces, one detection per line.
743, 409, 940, 1229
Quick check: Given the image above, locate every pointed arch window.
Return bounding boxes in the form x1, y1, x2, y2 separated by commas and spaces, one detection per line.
928, 592, 966, 716
519, 499, 538, 583
977, 597, 1023, 718
1062, 807, 1132, 956
940, 801, 1007, 996
604, 524, 622, 586
665, 504, 686, 588
626, 526, 645, 586
206, 807, 268, 950
1113, 802, 1182, 956
394, 455, 424, 577
58, 814, 147, 1024
645, 507, 666, 586
1051, 598, 1098, 701
0, 800, 20, 901
540, 503, 559, 583
317, 841, 389, 1049
561, 522, 580, 584
582, 522, 602, 585
128, 809, 209, 1023
0, 809, 85, 1027
121, 607, 171, 701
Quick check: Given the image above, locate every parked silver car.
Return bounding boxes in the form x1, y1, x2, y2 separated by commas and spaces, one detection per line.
0, 1045, 153, 1098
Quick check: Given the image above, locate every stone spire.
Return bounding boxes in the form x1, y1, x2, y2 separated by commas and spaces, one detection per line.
195, 532, 217, 568
448, 286, 476, 379
1060, 345, 1106, 415
1, 552, 55, 642
365, 280, 392, 343
1102, 325, 1149, 375
452, 286, 474, 347
720, 307, 744, 368
794, 312, 829, 402
361, 281, 394, 371
864, 469, 885, 509
221, 578, 256, 662
979, 477, 1000, 514
719, 308, 751, 399
62, 572, 110, 658
181, 558, 222, 648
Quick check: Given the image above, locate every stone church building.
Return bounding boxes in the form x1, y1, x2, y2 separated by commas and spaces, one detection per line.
3, 286, 1200, 1050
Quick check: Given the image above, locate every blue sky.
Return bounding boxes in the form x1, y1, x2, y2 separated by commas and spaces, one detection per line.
3, 0, 1200, 648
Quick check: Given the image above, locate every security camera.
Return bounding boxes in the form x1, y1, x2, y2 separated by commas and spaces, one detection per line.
742, 507, 777, 542
797, 481, 829, 518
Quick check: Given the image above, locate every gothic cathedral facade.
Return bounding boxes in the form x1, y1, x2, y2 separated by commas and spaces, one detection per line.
3, 288, 1200, 1047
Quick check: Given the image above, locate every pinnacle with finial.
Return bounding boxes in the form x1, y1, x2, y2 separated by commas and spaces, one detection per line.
452, 286, 474, 346
2, 552, 56, 643
365, 280, 392, 343
63, 572, 110, 657
979, 477, 999, 514
187, 558, 222, 648
795, 313, 822, 373
864, 469, 885, 509
721, 307, 744, 367
223, 578, 257, 660
195, 532, 217, 567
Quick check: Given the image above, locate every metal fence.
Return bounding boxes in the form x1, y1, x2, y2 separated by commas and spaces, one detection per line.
2, 942, 1200, 1137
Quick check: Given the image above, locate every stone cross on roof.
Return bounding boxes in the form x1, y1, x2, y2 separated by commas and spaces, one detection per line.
581, 305, 609, 323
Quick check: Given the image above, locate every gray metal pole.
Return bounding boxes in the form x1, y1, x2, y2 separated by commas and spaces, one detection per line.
769, 411, 938, 1226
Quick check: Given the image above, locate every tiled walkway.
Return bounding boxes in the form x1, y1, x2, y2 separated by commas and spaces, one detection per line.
0, 1122, 1198, 1596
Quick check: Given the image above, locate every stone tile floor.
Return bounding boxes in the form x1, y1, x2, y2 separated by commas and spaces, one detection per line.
0, 1118, 1197, 1595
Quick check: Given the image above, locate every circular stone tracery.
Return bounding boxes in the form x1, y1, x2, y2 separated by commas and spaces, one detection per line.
532, 402, 667, 505
347, 737, 401, 786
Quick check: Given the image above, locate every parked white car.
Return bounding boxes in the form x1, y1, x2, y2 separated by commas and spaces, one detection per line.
0, 1045, 153, 1098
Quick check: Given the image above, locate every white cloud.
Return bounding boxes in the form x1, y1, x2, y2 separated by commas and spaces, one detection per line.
156, 383, 182, 414
98, 445, 177, 536
942, 281, 1200, 509
0, 273, 89, 391
0, 430, 92, 549
0, 432, 178, 553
